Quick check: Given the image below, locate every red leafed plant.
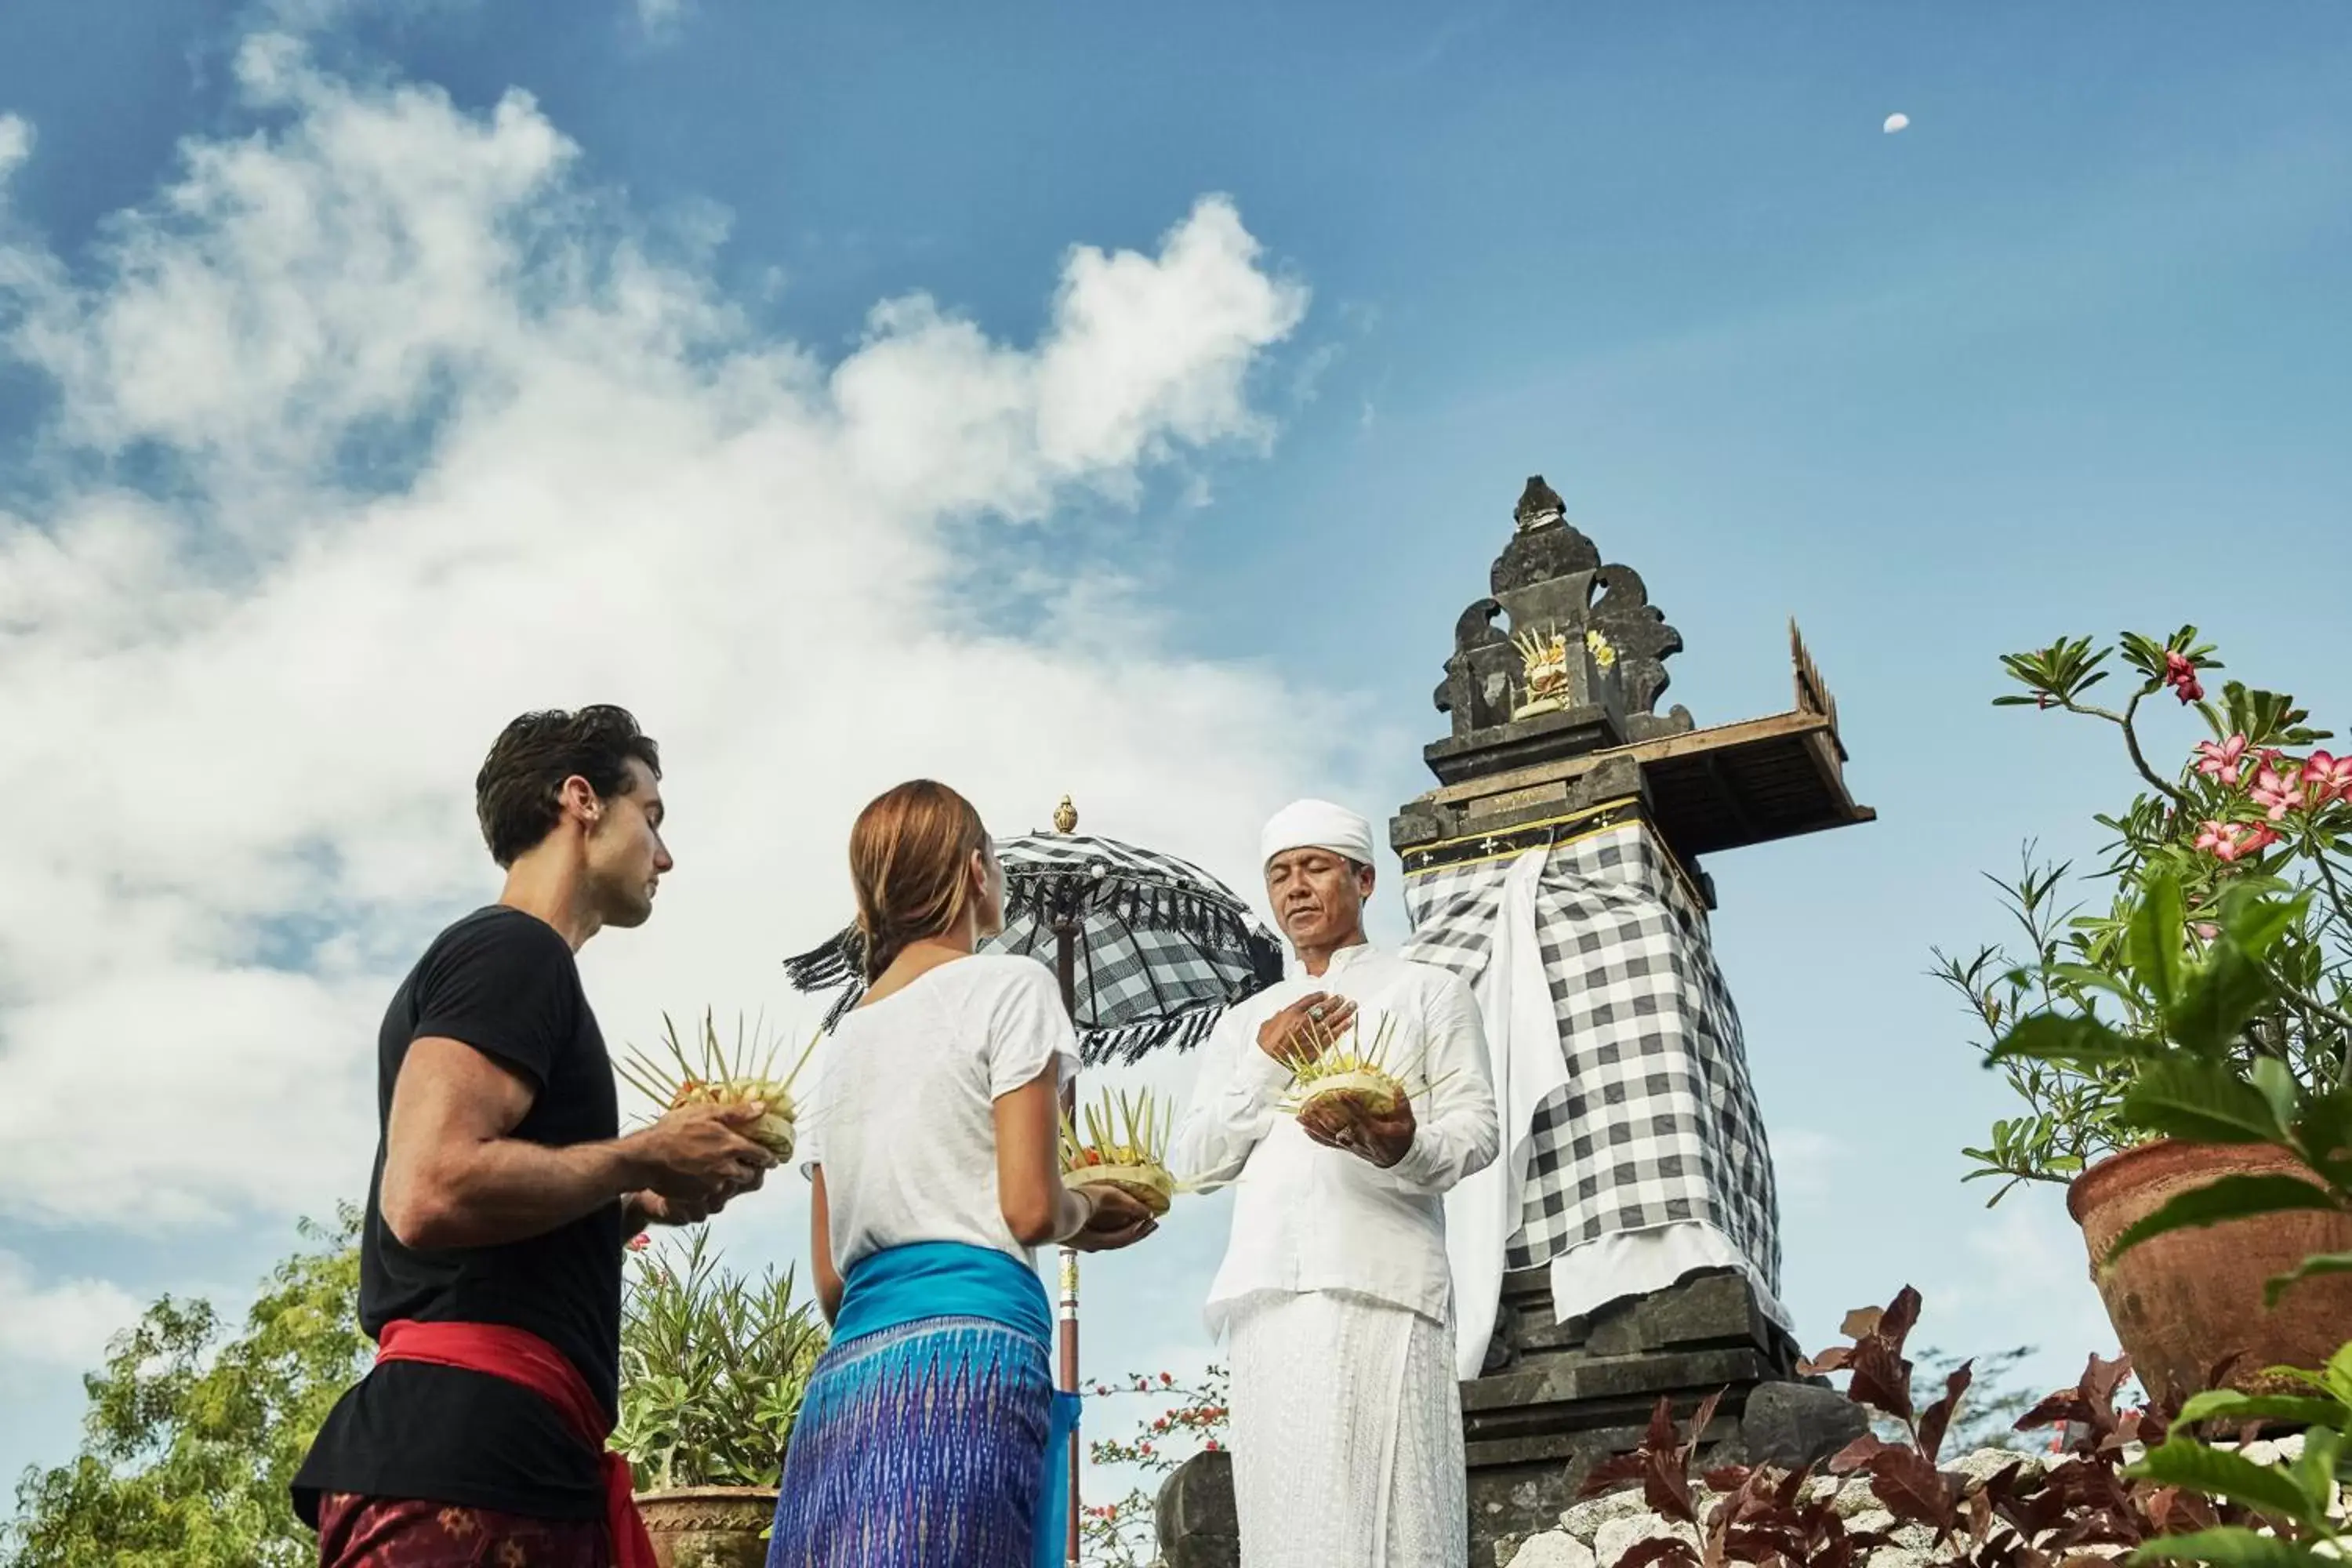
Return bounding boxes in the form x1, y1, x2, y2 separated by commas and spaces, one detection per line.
1577, 1286, 2249, 1568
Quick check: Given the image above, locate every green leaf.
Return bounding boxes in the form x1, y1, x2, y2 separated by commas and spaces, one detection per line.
2131, 1527, 2328, 1568
2132, 872, 2190, 1009
2044, 962, 2147, 1007
2175, 1390, 2350, 1428
2220, 887, 2311, 962
2252, 1058, 2302, 1139
2108, 1174, 2341, 1260
2166, 942, 2276, 1057
2129, 1436, 2325, 1524
2290, 1426, 2341, 1510
2267, 1250, 2352, 1316
1987, 1011, 2149, 1067
2321, 1342, 2352, 1410
2122, 1058, 2288, 1145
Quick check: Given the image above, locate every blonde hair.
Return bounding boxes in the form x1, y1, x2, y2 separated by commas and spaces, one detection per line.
848, 780, 990, 982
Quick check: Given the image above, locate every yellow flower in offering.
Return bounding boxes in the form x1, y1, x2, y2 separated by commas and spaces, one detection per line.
615, 1008, 820, 1163
1060, 1087, 1178, 1217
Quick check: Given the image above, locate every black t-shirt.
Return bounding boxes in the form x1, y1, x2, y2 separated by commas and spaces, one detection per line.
293, 905, 626, 1523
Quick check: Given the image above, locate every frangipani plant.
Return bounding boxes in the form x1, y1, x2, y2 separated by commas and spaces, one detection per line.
1941, 626, 2352, 1201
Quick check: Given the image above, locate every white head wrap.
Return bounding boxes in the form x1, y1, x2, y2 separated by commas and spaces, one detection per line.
1260, 798, 1377, 869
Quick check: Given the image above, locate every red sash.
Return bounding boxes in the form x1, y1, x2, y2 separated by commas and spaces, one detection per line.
376, 1319, 655, 1568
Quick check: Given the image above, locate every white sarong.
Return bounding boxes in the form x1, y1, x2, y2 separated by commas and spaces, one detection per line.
1226, 1290, 1467, 1568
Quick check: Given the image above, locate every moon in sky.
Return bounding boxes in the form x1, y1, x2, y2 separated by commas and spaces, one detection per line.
1883, 113, 1911, 134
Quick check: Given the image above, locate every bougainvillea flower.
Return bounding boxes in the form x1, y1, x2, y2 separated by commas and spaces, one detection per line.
2194, 735, 2251, 786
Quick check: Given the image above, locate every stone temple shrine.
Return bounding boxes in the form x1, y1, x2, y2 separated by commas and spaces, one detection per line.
1157, 475, 1876, 1568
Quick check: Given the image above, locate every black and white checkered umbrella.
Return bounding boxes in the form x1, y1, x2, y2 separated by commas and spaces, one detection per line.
782, 828, 1285, 1065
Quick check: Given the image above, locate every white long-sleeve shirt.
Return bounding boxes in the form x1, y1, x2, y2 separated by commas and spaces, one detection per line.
1171, 942, 1501, 1335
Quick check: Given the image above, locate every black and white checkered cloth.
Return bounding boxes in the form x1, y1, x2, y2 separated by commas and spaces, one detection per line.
1400, 821, 1781, 1288
783, 833, 1285, 1065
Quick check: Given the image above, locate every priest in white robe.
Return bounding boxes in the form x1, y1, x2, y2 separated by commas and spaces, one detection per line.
1170, 798, 1500, 1568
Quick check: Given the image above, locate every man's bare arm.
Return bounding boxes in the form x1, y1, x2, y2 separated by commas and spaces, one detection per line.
381, 1037, 773, 1251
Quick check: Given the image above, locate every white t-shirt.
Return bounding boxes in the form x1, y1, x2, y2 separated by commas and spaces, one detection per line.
800, 953, 1080, 1276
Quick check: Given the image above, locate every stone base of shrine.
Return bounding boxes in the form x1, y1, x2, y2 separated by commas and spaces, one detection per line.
1155, 1268, 1865, 1568
1465, 1265, 1863, 1564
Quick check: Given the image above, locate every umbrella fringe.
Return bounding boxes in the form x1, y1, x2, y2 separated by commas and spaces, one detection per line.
782, 925, 866, 992
1078, 1005, 1225, 1067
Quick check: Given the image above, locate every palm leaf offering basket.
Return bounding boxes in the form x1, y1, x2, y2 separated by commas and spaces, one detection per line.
1277, 1012, 1449, 1126
1059, 1086, 1180, 1217
615, 1009, 822, 1163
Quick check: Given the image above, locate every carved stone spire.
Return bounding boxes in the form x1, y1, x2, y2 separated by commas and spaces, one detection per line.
1424, 474, 1693, 785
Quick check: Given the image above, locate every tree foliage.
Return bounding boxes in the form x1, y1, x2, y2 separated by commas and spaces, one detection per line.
2, 1209, 365, 1568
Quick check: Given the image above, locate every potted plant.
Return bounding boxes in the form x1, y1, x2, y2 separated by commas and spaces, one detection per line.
615, 1229, 828, 1568
1943, 626, 2352, 1401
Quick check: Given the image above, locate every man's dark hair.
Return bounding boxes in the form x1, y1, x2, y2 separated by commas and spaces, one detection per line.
474, 706, 662, 868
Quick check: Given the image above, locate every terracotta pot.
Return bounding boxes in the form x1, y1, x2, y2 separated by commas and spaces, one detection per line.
634, 1486, 777, 1568
2069, 1139, 2352, 1401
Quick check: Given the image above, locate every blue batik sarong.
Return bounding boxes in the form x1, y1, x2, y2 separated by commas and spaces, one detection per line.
767, 1242, 1080, 1568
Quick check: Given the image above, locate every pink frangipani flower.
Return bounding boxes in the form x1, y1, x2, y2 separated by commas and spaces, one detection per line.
2249, 764, 2306, 822
2194, 735, 2250, 787
2196, 820, 2281, 863
2303, 751, 2352, 804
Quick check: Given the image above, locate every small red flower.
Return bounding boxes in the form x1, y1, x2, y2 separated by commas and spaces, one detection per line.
2162, 652, 2205, 705
626, 1232, 652, 1252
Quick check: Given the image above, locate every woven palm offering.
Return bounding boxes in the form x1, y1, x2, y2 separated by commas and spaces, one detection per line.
1279, 1012, 1444, 1131
1060, 1087, 1178, 1217
615, 1009, 821, 1163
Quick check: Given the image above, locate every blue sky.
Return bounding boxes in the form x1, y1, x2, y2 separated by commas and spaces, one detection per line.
2, 0, 2348, 1514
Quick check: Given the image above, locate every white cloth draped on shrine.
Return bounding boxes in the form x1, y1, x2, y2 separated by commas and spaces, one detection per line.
1225, 1289, 1468, 1568
1403, 818, 1788, 1374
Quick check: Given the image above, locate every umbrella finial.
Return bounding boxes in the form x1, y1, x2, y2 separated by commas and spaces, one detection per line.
1052, 795, 1079, 835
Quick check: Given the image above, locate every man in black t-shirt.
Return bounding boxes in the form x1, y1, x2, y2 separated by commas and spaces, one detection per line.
294, 706, 776, 1568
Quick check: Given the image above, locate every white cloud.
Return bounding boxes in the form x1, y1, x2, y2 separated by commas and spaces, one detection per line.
0, 1253, 143, 1370
1918, 1197, 2119, 1394
634, 0, 688, 40
0, 115, 31, 186
0, 35, 1345, 1232
1883, 113, 1911, 135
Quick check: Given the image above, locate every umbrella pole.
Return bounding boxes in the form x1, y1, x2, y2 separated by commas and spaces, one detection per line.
1054, 918, 1081, 1567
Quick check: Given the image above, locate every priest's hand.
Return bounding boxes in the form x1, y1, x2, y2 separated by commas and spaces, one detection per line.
1301, 1097, 1415, 1169
1256, 993, 1357, 1066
